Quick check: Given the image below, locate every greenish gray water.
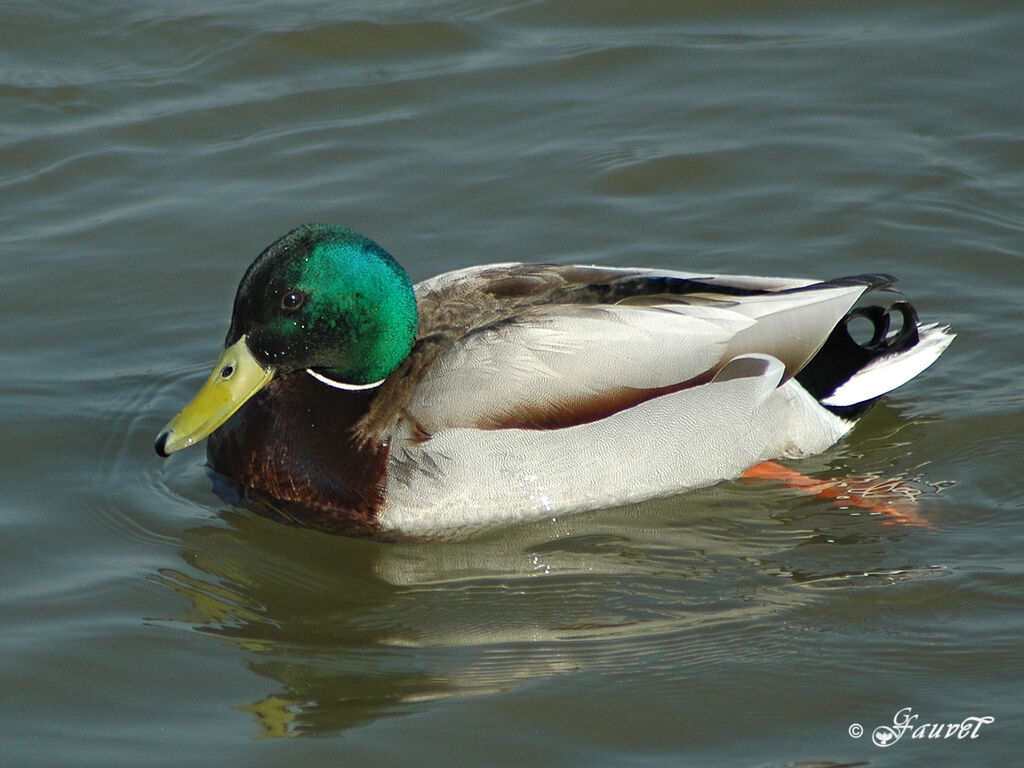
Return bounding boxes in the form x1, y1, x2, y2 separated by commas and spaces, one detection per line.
2, 1, 1021, 766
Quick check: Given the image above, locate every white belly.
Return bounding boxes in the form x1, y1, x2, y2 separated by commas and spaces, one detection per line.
378, 358, 851, 534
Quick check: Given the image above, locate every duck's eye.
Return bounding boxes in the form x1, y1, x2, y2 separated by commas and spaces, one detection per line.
281, 290, 306, 311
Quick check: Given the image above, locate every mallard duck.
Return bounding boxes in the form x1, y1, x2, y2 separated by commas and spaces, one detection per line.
155, 224, 953, 536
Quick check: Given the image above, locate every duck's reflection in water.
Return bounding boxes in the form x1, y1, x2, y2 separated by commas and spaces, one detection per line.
155, 483, 944, 738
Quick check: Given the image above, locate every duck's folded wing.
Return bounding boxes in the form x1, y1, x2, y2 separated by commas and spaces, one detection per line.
405, 273, 876, 433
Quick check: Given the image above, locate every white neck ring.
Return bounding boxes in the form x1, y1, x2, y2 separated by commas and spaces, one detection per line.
306, 369, 385, 391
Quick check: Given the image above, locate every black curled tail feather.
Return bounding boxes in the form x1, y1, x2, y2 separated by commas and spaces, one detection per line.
796, 300, 921, 419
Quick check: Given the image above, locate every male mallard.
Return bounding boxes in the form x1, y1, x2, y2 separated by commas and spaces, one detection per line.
155, 224, 953, 536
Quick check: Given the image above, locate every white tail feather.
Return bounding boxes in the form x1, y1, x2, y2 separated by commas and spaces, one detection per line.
821, 323, 955, 407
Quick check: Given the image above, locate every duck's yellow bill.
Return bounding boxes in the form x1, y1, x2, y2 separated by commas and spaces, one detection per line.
155, 336, 274, 456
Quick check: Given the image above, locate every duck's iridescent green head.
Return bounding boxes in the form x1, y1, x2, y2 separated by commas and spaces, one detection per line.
228, 224, 418, 383
155, 224, 418, 456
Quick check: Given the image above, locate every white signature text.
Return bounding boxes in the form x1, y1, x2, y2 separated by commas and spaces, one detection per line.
848, 706, 994, 748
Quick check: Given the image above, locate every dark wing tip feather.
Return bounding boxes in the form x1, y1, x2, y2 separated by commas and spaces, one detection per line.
576, 272, 903, 305
811, 274, 901, 294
